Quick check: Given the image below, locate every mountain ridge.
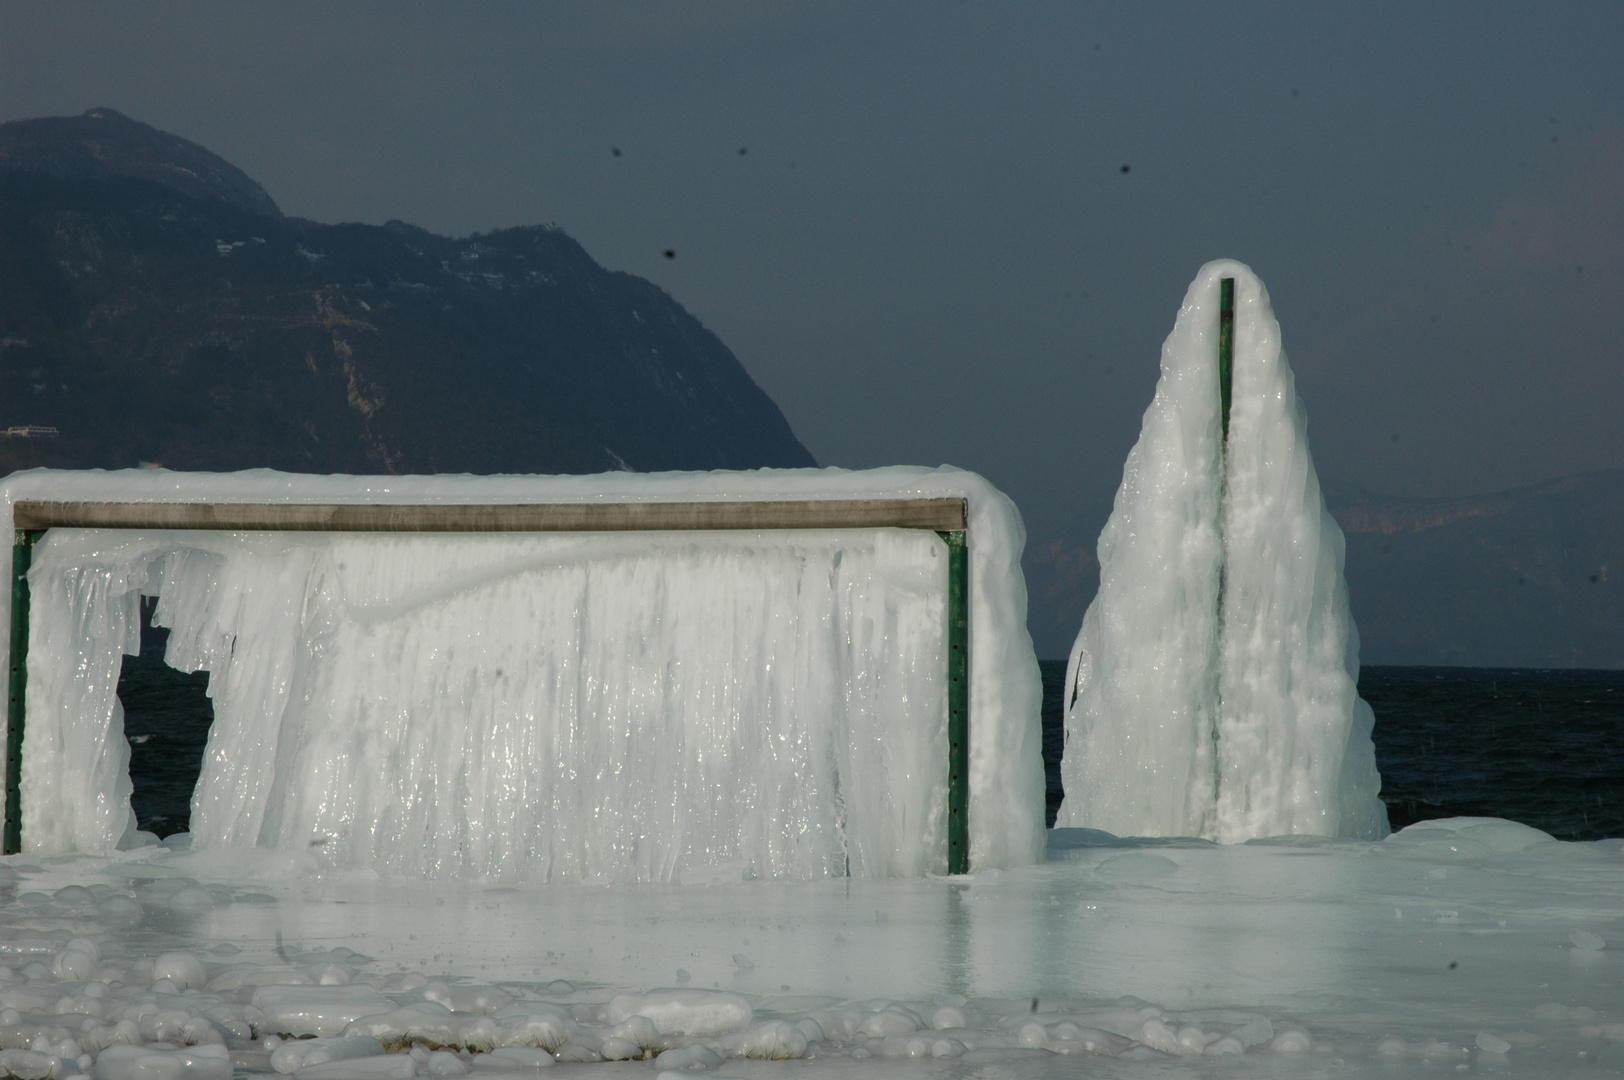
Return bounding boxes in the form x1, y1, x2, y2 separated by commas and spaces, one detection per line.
0, 111, 814, 478
0, 107, 281, 218
1326, 469, 1622, 668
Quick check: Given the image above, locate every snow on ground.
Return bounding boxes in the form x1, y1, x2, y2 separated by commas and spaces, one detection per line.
1, 819, 1619, 1079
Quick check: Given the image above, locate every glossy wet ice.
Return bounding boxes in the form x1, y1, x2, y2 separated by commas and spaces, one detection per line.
4, 819, 1620, 1079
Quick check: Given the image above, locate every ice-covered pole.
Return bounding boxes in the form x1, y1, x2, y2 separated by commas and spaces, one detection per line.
1218, 276, 1235, 443
4, 530, 36, 854
1058, 261, 1387, 841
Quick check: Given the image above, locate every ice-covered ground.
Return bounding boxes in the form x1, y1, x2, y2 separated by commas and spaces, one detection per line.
3, 818, 1620, 1080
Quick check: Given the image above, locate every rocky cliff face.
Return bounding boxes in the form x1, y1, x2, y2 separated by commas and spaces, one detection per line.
0, 109, 814, 477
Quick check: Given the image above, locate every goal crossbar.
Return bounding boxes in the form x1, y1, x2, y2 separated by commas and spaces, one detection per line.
11, 497, 967, 532
7, 498, 971, 872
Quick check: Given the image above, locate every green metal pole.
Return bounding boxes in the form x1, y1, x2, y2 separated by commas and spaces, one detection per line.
939, 529, 970, 874
5, 530, 40, 855
1213, 278, 1237, 813
1218, 277, 1235, 442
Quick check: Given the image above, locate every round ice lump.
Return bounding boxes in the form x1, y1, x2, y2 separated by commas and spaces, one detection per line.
94, 1044, 231, 1080
252, 985, 394, 1037
604, 989, 752, 1037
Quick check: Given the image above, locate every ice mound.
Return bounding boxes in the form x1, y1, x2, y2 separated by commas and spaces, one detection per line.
1377, 817, 1561, 863
269, 1036, 387, 1074
92, 1045, 231, 1080
1, 466, 1045, 880
602, 990, 752, 1037
1058, 260, 1388, 842
252, 986, 398, 1037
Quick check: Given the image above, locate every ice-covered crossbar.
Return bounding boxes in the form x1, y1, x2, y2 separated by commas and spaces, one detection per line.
2, 467, 1044, 881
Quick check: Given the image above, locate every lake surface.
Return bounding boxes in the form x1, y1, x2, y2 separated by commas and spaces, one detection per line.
1035, 660, 1623, 838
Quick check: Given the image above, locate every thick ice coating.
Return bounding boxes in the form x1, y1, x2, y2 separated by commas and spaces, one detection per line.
1, 466, 1045, 879
1058, 260, 1387, 841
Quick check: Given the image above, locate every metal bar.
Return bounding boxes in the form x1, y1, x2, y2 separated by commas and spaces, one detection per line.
14, 498, 968, 534
1218, 277, 1235, 442
940, 529, 970, 874
1213, 278, 1236, 811
5, 530, 39, 855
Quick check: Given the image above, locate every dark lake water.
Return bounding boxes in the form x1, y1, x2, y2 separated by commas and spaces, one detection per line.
1037, 660, 1623, 838
117, 617, 1624, 842
116, 609, 213, 838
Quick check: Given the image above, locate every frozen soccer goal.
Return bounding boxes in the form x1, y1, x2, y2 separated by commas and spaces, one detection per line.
3, 468, 1045, 883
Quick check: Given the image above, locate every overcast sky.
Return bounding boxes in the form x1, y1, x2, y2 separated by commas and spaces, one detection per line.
4, 2, 1622, 556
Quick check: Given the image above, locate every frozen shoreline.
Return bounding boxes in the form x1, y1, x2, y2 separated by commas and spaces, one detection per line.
2, 818, 1619, 1079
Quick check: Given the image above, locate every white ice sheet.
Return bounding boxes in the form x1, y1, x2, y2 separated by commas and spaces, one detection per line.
0, 819, 1617, 1079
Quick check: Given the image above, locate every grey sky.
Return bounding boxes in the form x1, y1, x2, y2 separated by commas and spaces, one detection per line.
4, 2, 1622, 568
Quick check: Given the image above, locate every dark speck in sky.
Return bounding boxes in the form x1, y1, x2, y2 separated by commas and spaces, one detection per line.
738, 147, 748, 156
1120, 164, 1130, 173
1291, 89, 1299, 97
611, 147, 621, 157
663, 249, 675, 259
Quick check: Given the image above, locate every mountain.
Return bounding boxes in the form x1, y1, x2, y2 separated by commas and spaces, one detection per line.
1021, 498, 1109, 662
1023, 471, 1624, 668
0, 109, 814, 476
1326, 471, 1623, 669
0, 107, 281, 218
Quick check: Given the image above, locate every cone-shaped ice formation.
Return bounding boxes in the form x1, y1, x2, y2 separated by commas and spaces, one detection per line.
1057, 261, 1387, 842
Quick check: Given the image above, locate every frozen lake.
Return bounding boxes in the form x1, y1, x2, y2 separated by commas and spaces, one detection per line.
5, 819, 1620, 1079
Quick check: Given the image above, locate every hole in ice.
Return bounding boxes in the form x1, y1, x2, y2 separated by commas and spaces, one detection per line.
1040, 660, 1066, 826
116, 596, 214, 837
